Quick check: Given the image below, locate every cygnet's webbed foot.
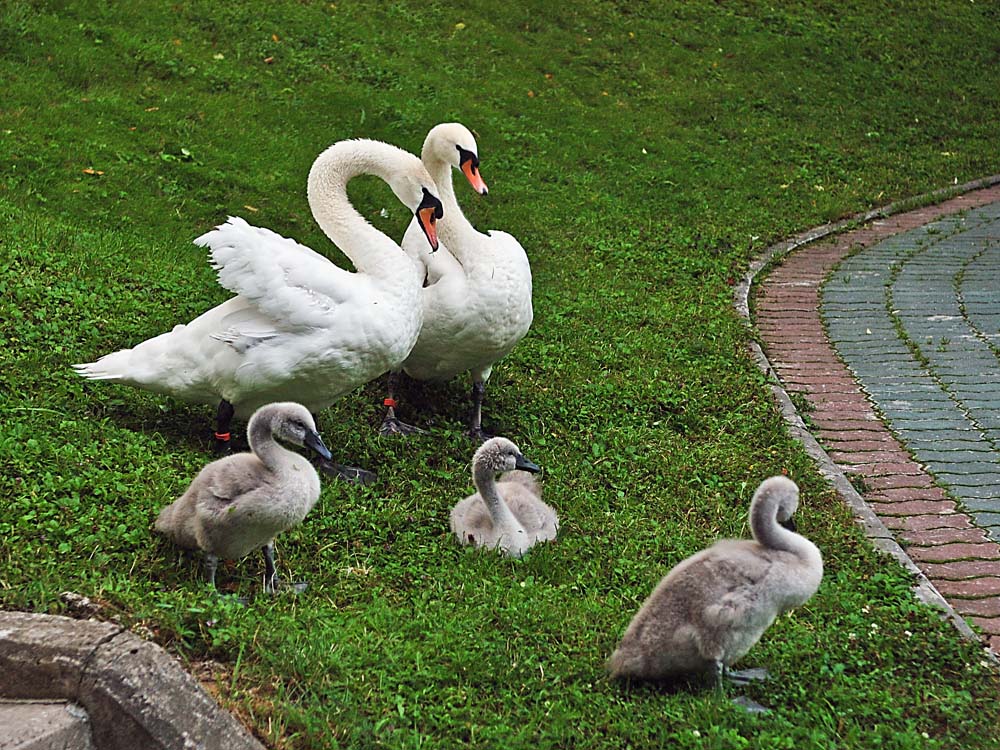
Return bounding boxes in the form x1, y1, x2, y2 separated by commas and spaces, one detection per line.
316, 458, 376, 485
379, 414, 426, 437
725, 667, 769, 686
710, 662, 770, 713
261, 573, 308, 597
730, 695, 770, 714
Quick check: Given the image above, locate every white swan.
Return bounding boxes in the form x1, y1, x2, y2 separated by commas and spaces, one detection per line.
607, 476, 823, 684
380, 123, 532, 439
154, 402, 331, 594
75, 138, 442, 479
450, 437, 558, 558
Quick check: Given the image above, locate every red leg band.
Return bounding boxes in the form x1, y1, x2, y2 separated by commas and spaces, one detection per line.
383, 398, 397, 408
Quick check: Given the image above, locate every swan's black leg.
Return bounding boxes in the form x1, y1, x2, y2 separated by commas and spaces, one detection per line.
466, 380, 492, 441
203, 553, 219, 590
379, 371, 426, 436
214, 400, 235, 455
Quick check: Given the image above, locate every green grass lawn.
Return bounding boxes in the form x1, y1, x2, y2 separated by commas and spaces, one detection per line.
3, 1, 1000, 748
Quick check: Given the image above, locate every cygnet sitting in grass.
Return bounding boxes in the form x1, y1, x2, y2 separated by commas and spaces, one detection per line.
155, 401, 331, 594
607, 475, 822, 686
450, 437, 557, 558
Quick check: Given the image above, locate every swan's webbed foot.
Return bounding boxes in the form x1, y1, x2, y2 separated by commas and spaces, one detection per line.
379, 414, 426, 437
464, 425, 493, 443
379, 376, 425, 436
316, 458, 376, 485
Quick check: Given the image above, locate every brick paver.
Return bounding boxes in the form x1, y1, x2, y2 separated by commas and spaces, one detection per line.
754, 183, 1000, 653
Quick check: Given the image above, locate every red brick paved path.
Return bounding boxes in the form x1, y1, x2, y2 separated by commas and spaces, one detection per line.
754, 183, 1000, 653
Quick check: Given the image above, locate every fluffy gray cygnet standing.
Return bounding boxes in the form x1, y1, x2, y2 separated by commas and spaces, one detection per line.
450, 437, 558, 558
608, 475, 823, 683
155, 402, 332, 594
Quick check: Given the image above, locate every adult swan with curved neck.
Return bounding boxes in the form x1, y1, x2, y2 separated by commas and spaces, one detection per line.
379, 123, 532, 439
76, 139, 443, 480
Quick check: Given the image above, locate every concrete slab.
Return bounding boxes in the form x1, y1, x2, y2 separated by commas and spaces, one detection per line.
0, 700, 92, 750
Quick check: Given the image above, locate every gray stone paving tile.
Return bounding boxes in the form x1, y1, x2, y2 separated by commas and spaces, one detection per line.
891, 419, 980, 432
957, 498, 1000, 512
929, 461, 1000, 476
946, 484, 1000, 499
865, 391, 953, 404
974, 415, 1000, 430
915, 450, 999, 464
905, 438, 987, 450
971, 512, 1000, 528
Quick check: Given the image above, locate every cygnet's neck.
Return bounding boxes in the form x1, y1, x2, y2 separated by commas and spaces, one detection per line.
248, 410, 298, 472
422, 145, 482, 263
750, 497, 818, 565
307, 139, 410, 276
474, 463, 525, 534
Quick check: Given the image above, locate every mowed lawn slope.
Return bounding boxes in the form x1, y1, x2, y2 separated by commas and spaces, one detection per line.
2, 2, 1000, 748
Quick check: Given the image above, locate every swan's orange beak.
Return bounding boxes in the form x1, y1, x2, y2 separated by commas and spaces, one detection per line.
461, 160, 488, 195
418, 206, 439, 251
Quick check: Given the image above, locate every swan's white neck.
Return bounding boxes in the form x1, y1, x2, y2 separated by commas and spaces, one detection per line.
474, 465, 527, 540
422, 146, 482, 262
307, 139, 409, 276
248, 412, 297, 472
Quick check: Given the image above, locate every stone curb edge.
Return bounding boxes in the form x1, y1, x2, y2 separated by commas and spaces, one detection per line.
735, 173, 1000, 657
0, 610, 264, 750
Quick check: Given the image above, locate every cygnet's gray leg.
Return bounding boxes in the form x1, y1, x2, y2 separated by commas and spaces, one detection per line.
261, 542, 307, 595
203, 553, 220, 590
262, 542, 279, 595
214, 400, 235, 455
379, 372, 426, 437
316, 459, 376, 485
466, 380, 492, 441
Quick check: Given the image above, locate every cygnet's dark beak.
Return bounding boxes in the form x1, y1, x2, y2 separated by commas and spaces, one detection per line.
779, 517, 797, 532
514, 453, 541, 474
304, 429, 333, 460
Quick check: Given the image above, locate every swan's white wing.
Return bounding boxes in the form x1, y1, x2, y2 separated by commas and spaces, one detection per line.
195, 216, 360, 329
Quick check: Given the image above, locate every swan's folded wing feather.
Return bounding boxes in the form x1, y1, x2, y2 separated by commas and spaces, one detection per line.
195, 216, 360, 328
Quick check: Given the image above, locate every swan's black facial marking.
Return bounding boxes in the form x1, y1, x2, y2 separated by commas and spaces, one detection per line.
418, 187, 444, 219
778, 517, 797, 533
415, 187, 443, 251
456, 145, 480, 171
457, 146, 488, 195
